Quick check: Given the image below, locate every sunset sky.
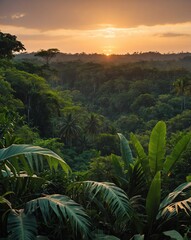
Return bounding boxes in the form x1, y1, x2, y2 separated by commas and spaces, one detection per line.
1, 0, 191, 54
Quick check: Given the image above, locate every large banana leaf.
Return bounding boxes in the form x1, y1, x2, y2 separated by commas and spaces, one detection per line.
7, 209, 37, 240
146, 171, 161, 227
148, 121, 166, 176
0, 144, 71, 175
26, 194, 91, 238
73, 181, 133, 220
157, 182, 191, 220
117, 133, 133, 169
130, 133, 150, 182
163, 134, 191, 174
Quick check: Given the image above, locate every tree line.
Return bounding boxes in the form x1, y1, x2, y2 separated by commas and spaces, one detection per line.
0, 31, 191, 239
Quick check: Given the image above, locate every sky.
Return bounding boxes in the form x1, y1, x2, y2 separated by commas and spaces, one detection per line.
1, 0, 191, 54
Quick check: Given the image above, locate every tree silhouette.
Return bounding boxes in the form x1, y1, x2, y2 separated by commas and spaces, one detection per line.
0, 32, 25, 59
34, 48, 60, 66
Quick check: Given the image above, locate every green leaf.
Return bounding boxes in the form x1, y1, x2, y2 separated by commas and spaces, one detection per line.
130, 133, 150, 182
148, 121, 166, 175
163, 134, 191, 173
8, 175, 46, 196
26, 194, 91, 238
128, 162, 146, 197
163, 230, 184, 240
160, 182, 191, 209
0, 144, 71, 175
117, 133, 133, 169
130, 234, 144, 240
74, 181, 133, 220
7, 209, 37, 240
158, 182, 191, 219
146, 171, 161, 226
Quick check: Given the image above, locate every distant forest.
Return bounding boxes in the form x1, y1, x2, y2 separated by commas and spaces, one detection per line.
1, 33, 191, 239
16, 51, 191, 66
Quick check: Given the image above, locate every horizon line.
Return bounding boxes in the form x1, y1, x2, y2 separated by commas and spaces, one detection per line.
19, 51, 191, 56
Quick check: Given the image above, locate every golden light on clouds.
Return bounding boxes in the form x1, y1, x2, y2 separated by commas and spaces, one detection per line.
1, 21, 191, 53
1, 0, 191, 53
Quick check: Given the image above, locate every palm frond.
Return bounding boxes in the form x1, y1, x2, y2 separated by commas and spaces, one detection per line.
7, 209, 37, 240
5, 174, 46, 196
128, 162, 147, 197
0, 144, 71, 175
162, 197, 191, 218
73, 181, 133, 221
157, 182, 191, 220
25, 194, 91, 238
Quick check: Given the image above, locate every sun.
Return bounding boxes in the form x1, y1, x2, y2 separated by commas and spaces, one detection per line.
103, 46, 114, 56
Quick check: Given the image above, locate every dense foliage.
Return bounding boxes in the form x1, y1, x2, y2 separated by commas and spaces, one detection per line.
0, 32, 191, 239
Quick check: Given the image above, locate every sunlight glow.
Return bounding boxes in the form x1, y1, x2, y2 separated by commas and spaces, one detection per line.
1, 22, 191, 53
103, 46, 114, 56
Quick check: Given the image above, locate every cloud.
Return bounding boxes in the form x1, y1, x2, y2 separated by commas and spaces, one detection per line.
1, 0, 191, 30
1, 21, 191, 54
11, 13, 26, 19
157, 32, 191, 38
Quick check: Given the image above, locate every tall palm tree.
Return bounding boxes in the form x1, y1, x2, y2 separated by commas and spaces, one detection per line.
60, 113, 81, 146
173, 76, 191, 111
86, 113, 101, 140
